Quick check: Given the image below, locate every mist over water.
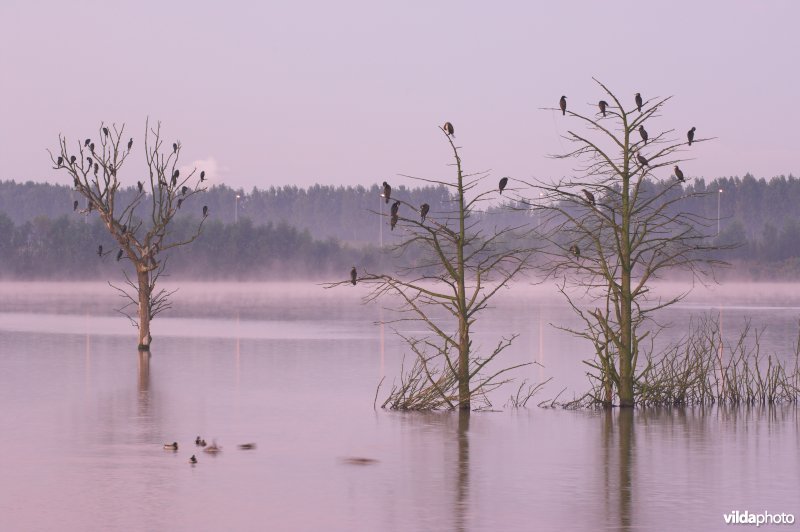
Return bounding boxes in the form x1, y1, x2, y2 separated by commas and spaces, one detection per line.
0, 281, 798, 531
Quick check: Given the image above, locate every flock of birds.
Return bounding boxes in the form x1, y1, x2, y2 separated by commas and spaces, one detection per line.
559, 93, 696, 184
162, 436, 257, 465
65, 137, 211, 263
352, 102, 698, 281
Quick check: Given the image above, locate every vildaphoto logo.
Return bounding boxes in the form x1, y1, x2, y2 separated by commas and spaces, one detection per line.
723, 510, 795, 526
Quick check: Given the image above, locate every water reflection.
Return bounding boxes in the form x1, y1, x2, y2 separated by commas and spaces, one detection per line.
600, 409, 635, 531
455, 409, 470, 532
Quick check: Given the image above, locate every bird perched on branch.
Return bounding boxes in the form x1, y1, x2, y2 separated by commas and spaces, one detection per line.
177, 198, 183, 209
171, 170, 179, 186
57, 156, 63, 167
636, 152, 650, 167
102, 127, 109, 137
559, 95, 567, 116
420, 203, 429, 222
443, 121, 455, 137
137, 181, 144, 193
350, 266, 357, 286
90, 143, 95, 153
70, 155, 76, 164
390, 200, 400, 217
687, 127, 696, 146
635, 93, 643, 112
674, 166, 685, 182
200, 171, 206, 182
570, 244, 580, 258
390, 213, 398, 231
581, 188, 595, 206
639, 125, 648, 144
73, 200, 79, 211
382, 181, 391, 204
598, 100, 609, 117
84, 139, 91, 147
128, 138, 133, 150
173, 142, 178, 152
116, 249, 124, 262
499, 177, 509, 194
202, 205, 208, 217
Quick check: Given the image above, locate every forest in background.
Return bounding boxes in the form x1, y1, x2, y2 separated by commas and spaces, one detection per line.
1, 174, 799, 280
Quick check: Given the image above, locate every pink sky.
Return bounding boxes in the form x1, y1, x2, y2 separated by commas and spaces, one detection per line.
1, 1, 797, 190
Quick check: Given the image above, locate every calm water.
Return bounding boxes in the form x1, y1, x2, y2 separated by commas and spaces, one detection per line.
0, 282, 798, 531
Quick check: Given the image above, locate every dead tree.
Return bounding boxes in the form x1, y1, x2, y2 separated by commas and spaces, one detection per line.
521, 80, 724, 407
329, 126, 535, 411
49, 120, 207, 351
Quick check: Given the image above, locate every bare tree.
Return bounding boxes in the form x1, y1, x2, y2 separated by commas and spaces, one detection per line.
329, 126, 535, 411
521, 80, 724, 407
49, 120, 207, 351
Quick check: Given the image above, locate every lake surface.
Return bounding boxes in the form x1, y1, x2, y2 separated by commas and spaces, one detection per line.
0, 282, 798, 531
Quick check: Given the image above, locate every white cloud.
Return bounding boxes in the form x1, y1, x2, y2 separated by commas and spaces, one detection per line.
180, 157, 225, 182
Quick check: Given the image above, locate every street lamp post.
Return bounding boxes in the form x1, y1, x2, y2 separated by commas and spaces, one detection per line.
235, 194, 240, 224
717, 189, 722, 236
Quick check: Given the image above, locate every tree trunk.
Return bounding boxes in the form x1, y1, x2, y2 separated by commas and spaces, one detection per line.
458, 316, 470, 411
137, 269, 152, 351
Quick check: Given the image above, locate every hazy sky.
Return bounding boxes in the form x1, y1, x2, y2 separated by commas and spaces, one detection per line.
1, 1, 797, 191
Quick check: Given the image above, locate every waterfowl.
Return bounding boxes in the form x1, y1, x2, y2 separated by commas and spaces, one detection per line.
499, 177, 508, 194
350, 266, 357, 286
420, 203, 429, 222
635, 92, 643, 112
190, 455, 197, 464
598, 100, 608, 117
238, 443, 257, 450
204, 442, 221, 453
164, 442, 178, 450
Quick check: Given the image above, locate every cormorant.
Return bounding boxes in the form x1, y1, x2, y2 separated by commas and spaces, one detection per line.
350, 266, 357, 286
177, 198, 183, 209
390, 201, 400, 217
202, 205, 208, 217
57, 156, 63, 166
190, 455, 197, 464
687, 126, 696, 146
138, 181, 144, 192
499, 177, 509, 194
84, 139, 91, 147
70, 155, 76, 164
102, 127, 109, 137
581, 188, 595, 206
444, 121, 455, 137
90, 143, 95, 153
635, 93, 643, 112
73, 177, 80, 188
390, 213, 398, 231
674, 165, 685, 182
382, 181, 391, 204
599, 100, 609, 117
559, 95, 567, 116
127, 138, 133, 150
181, 186, 188, 195
570, 244, 580, 258
420, 203, 429, 222
639, 125, 648, 144
73, 200, 78, 211
200, 171, 206, 181
87, 157, 92, 168
172, 142, 178, 153
636, 152, 650, 167
116, 249, 123, 261
94, 163, 99, 175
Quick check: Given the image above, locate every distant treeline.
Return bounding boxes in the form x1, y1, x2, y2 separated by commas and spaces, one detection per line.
0, 214, 392, 280
1, 174, 800, 279
0, 180, 452, 245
